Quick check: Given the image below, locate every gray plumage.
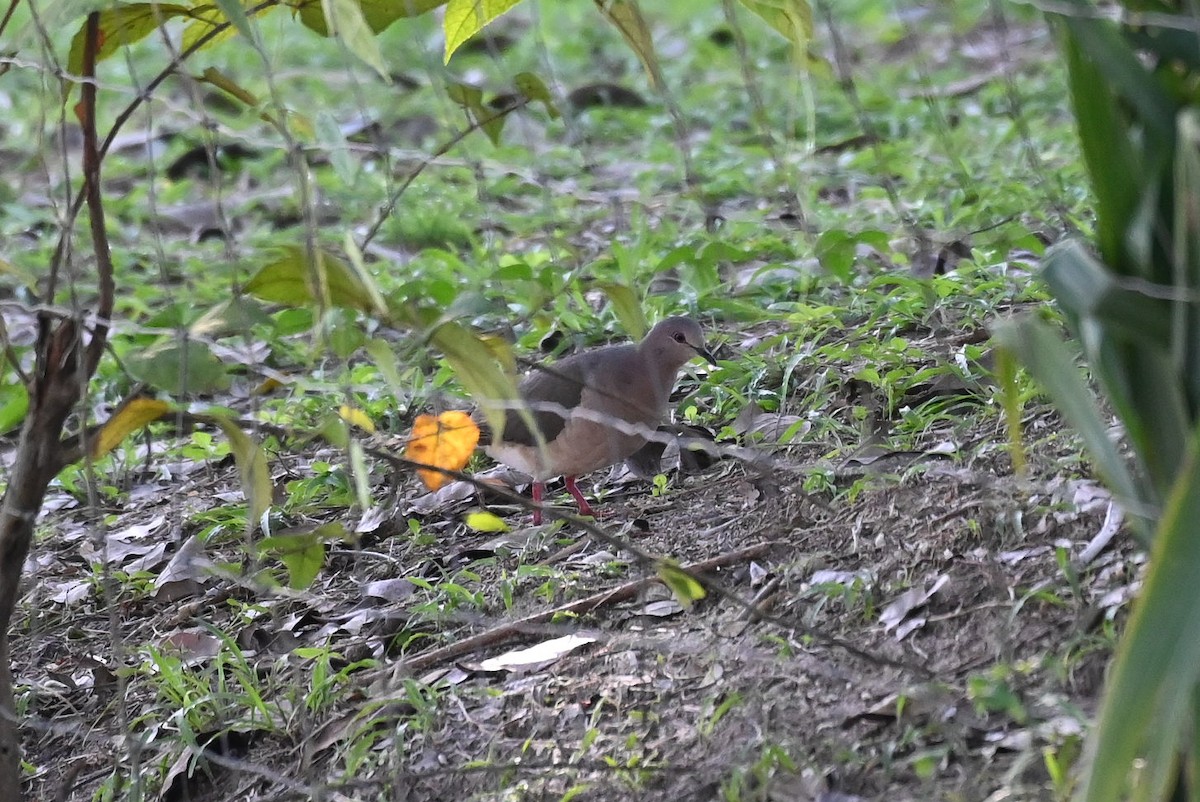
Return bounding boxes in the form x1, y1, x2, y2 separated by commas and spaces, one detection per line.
484, 317, 714, 522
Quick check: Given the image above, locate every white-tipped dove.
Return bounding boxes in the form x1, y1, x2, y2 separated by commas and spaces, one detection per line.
486, 317, 715, 524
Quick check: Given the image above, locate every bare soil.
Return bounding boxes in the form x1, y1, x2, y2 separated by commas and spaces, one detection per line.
14, 387, 1129, 801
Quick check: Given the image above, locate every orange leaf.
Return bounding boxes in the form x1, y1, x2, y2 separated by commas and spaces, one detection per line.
405, 411, 479, 490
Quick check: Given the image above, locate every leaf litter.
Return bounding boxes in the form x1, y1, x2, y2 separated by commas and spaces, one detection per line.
4, 4, 1125, 802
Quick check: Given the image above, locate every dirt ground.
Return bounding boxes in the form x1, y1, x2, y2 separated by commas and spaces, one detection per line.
13, 366, 1127, 801
4, 6, 1120, 801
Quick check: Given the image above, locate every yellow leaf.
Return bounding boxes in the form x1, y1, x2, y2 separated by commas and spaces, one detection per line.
253, 377, 286, 395
479, 334, 518, 373
443, 0, 524, 63
594, 0, 661, 89
465, 510, 509, 533
338, 404, 376, 433
737, 0, 814, 65
405, 411, 480, 490
92, 398, 171, 458
657, 561, 707, 607
68, 4, 192, 78
211, 416, 274, 528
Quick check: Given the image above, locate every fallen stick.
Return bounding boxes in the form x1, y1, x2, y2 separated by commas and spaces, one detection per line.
404, 541, 775, 671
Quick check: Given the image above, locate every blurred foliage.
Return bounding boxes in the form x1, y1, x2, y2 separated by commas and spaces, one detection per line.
997, 1, 1200, 799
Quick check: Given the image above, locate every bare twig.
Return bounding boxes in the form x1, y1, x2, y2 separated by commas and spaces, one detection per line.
79, 14, 114, 378
720, 0, 807, 225
45, 0, 278, 302
815, 0, 930, 252
0, 12, 113, 799
0, 0, 19, 43
359, 98, 529, 251
402, 542, 776, 671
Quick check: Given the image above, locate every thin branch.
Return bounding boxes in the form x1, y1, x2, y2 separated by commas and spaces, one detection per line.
79, 11, 113, 377
0, 315, 29, 387
0, 0, 20, 44
359, 99, 529, 251
815, 0, 930, 252
720, 0, 806, 225
46, 0, 279, 302
100, 1, 279, 163
402, 541, 776, 671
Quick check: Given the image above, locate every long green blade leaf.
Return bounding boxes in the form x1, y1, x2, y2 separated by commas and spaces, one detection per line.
1080, 425, 1200, 801
994, 316, 1147, 540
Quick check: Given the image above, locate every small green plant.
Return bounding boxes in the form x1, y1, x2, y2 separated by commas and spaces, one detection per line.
700, 692, 743, 737
408, 571, 486, 615
802, 467, 835, 494
1043, 735, 1084, 800
720, 743, 799, 802
294, 646, 378, 714
966, 666, 1028, 726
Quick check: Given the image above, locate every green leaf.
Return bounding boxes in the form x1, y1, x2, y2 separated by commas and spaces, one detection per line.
514, 72, 560, 118
594, 0, 662, 89
194, 66, 260, 109
443, 0, 523, 62
318, 0, 389, 79
259, 528, 331, 589
189, 296, 272, 338
446, 82, 506, 144
126, 340, 230, 395
657, 561, 706, 607
596, 282, 647, 340
1060, 12, 1171, 268
317, 414, 350, 448
68, 4, 193, 77
365, 338, 404, 397
318, 111, 356, 183
246, 245, 380, 314
212, 0, 257, 41
1042, 241, 1171, 346
1043, 241, 1191, 498
737, 0, 813, 64
1079, 426, 1200, 802
993, 316, 1149, 541
814, 229, 855, 282
1172, 110, 1200, 410
341, 231, 387, 313
1056, 7, 1176, 142
297, 0, 447, 36
429, 321, 519, 438
211, 415, 274, 529
0, 381, 29, 434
